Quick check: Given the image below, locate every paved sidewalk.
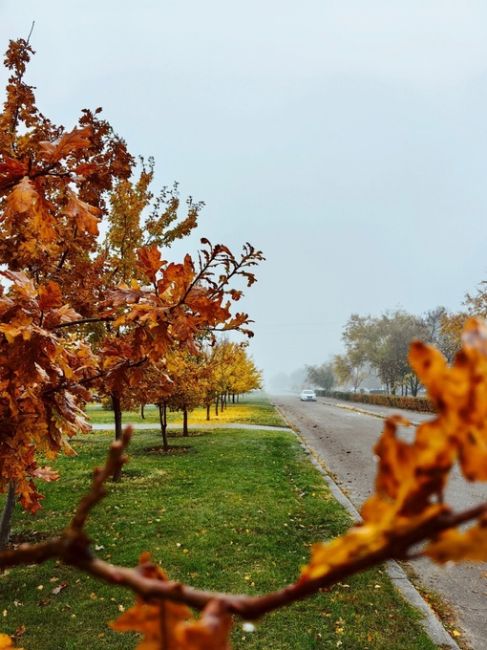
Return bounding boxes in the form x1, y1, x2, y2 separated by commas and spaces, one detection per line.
90, 421, 293, 432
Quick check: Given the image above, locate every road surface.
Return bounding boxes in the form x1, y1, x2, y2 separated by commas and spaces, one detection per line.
272, 394, 487, 650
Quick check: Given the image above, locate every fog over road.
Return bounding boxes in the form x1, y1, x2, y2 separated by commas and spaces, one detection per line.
272, 395, 487, 650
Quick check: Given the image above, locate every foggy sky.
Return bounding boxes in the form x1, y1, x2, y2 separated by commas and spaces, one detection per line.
2, 1, 487, 383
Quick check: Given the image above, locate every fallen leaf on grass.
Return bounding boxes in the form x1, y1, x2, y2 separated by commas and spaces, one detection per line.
51, 582, 68, 595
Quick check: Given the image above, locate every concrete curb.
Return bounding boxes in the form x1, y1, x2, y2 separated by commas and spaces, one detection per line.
273, 403, 460, 650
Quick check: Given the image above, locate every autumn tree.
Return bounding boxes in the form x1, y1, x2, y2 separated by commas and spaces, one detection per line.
422, 306, 461, 363
198, 346, 221, 420
332, 353, 368, 391
95, 111, 264, 443
121, 359, 174, 451
336, 314, 372, 391
161, 351, 206, 436
0, 35, 134, 541
305, 362, 335, 391
92, 159, 203, 437
208, 340, 261, 413
0, 37, 263, 528
228, 344, 262, 400
340, 311, 430, 395
105, 159, 202, 286
209, 340, 261, 407
96, 239, 263, 448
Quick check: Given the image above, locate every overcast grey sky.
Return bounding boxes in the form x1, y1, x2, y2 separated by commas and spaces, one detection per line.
2, 1, 487, 382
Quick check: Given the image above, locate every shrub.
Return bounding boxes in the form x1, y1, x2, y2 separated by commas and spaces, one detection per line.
317, 390, 435, 413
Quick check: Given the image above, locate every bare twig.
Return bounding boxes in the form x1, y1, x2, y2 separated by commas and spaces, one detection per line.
26, 21, 35, 45
53, 316, 114, 330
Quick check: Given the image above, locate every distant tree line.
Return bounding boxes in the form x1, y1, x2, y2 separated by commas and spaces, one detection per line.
332, 307, 461, 396
277, 281, 487, 397
305, 307, 462, 396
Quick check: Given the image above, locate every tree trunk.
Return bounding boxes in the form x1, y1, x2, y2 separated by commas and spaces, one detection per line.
206, 403, 211, 421
158, 402, 169, 452
220, 394, 225, 412
183, 408, 188, 437
215, 398, 219, 416
0, 482, 16, 549
232, 393, 235, 404
140, 403, 145, 420
112, 393, 123, 481
112, 393, 122, 441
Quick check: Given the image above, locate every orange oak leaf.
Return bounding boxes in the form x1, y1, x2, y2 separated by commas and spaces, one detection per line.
38, 281, 63, 311
63, 191, 101, 235
0, 633, 22, 649
4, 176, 37, 214
4, 178, 57, 245
110, 552, 192, 649
38, 127, 92, 162
424, 516, 487, 563
137, 245, 163, 283
175, 600, 233, 650
31, 466, 60, 482
0, 156, 27, 184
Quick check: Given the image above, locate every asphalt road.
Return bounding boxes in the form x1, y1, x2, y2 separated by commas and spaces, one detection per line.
272, 394, 487, 650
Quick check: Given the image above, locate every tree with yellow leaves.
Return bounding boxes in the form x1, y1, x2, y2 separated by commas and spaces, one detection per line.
210, 340, 261, 414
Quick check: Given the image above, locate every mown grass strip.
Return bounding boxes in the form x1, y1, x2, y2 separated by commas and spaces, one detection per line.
86, 394, 287, 429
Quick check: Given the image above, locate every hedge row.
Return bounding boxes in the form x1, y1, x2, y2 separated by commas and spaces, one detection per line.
316, 390, 435, 413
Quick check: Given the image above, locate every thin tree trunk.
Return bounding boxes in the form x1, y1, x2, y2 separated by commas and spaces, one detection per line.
232, 393, 235, 404
141, 403, 145, 420
112, 393, 122, 440
183, 408, 188, 437
0, 482, 16, 549
206, 403, 211, 421
112, 393, 123, 481
158, 402, 169, 452
215, 397, 219, 416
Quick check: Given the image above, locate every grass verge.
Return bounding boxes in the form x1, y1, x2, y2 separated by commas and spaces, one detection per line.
0, 417, 435, 648
86, 393, 287, 429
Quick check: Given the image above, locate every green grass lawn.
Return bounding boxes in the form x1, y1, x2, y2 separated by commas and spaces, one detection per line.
0, 409, 435, 649
86, 393, 287, 429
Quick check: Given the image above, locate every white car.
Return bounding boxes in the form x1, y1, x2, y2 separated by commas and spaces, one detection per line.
300, 389, 317, 402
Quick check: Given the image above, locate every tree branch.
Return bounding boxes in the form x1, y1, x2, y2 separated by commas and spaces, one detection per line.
53, 316, 114, 329
1, 426, 486, 621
